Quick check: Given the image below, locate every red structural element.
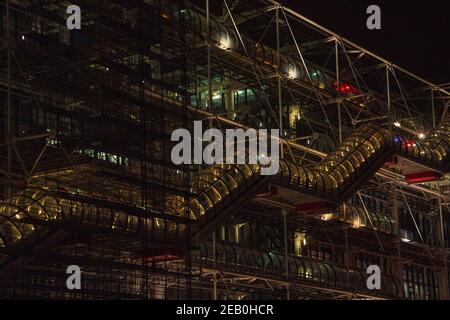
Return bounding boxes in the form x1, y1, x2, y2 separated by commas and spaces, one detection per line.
405, 171, 442, 184
404, 139, 417, 148
139, 248, 184, 263
148, 255, 181, 263
295, 201, 336, 214
255, 185, 278, 198
333, 81, 359, 95
384, 156, 398, 167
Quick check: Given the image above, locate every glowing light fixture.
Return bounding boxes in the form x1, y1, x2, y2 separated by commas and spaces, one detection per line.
333, 81, 359, 95
218, 36, 231, 50
394, 121, 401, 127
311, 70, 326, 89
287, 66, 298, 79
321, 213, 334, 221
352, 218, 362, 229
289, 105, 301, 128
418, 133, 426, 140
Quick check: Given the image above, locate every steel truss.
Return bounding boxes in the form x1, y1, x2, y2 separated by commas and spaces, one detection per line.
0, 0, 449, 300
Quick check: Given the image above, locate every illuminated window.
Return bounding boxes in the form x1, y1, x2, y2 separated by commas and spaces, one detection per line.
294, 231, 306, 256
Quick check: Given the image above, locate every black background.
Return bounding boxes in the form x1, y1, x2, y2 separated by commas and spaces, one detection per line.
0, 300, 443, 318
282, 0, 450, 84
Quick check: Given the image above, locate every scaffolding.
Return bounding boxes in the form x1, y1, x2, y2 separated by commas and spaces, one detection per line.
0, 0, 449, 300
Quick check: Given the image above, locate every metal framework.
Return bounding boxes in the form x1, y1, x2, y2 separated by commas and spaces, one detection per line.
0, 0, 449, 300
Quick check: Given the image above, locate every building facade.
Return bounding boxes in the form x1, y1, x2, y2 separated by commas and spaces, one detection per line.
0, 0, 449, 300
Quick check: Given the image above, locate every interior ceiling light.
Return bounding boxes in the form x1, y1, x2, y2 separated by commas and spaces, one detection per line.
287, 67, 298, 80
394, 121, 401, 127
218, 36, 231, 50
320, 213, 333, 221
352, 219, 362, 228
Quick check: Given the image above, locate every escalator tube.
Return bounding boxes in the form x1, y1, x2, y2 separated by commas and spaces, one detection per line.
331, 204, 395, 234
179, 119, 449, 220
1, 117, 449, 251
0, 187, 184, 251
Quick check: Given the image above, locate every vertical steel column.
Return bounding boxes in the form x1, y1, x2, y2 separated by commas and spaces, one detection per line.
138, 0, 149, 298
206, 0, 212, 112
179, 0, 192, 299
282, 209, 290, 300
396, 240, 404, 298
386, 65, 391, 114
212, 231, 217, 300
6, 0, 12, 199
276, 6, 284, 158
392, 189, 399, 235
344, 201, 350, 285
335, 39, 342, 142
392, 184, 403, 299
207, 2, 216, 298
438, 198, 449, 299
432, 88, 436, 128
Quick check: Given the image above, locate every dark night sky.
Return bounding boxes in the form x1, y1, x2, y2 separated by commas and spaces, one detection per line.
282, 0, 450, 84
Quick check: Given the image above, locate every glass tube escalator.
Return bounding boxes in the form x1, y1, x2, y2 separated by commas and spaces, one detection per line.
188, 163, 261, 220
393, 117, 450, 169
332, 204, 395, 234
0, 187, 185, 252
187, 121, 448, 240
314, 125, 391, 193
1, 118, 448, 252
173, 118, 449, 235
